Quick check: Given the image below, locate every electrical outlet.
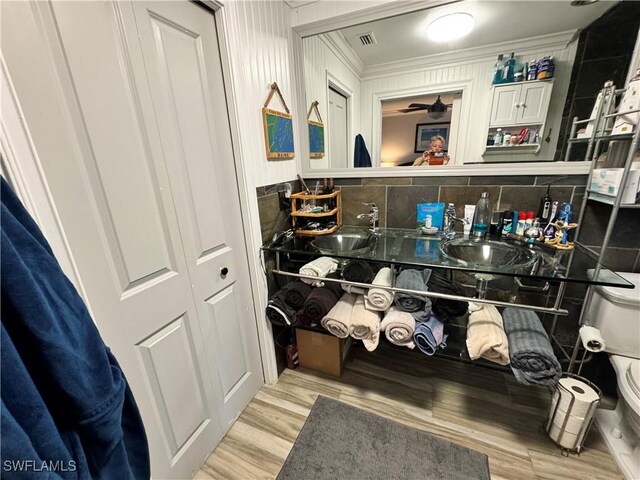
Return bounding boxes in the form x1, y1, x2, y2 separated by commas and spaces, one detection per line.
278, 191, 290, 211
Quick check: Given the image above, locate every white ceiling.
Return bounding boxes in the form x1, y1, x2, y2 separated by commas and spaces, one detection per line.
339, 0, 618, 67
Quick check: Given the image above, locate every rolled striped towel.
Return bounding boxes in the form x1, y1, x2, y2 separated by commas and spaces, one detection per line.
380, 307, 415, 349
503, 308, 561, 385
321, 293, 357, 338
365, 267, 393, 312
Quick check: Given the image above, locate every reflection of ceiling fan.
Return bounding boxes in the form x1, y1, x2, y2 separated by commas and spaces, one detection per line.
398, 95, 453, 113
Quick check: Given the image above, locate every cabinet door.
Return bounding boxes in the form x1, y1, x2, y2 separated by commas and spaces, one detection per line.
517, 82, 553, 124
489, 84, 521, 126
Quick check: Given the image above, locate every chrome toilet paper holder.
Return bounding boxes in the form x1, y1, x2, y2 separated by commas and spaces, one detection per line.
545, 373, 602, 455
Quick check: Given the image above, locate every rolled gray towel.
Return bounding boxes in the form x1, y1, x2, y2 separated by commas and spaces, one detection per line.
503, 307, 561, 385
394, 269, 432, 314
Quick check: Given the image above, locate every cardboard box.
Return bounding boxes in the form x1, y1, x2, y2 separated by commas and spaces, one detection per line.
590, 168, 640, 204
296, 328, 352, 377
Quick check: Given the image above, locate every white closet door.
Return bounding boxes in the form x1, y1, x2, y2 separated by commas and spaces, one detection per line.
2, 1, 262, 478
130, 0, 263, 429
328, 87, 349, 168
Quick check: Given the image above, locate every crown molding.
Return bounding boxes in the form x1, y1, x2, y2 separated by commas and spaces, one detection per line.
320, 31, 365, 77
291, 0, 452, 38
362, 30, 577, 80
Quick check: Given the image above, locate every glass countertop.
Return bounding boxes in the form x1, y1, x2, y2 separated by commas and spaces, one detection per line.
262, 227, 634, 289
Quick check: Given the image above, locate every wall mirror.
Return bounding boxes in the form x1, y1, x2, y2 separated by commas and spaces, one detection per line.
298, 0, 636, 176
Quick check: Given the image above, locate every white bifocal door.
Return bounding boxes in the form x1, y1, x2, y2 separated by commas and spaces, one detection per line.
2, 1, 262, 478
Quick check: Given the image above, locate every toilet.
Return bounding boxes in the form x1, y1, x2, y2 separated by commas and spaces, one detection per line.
590, 272, 640, 480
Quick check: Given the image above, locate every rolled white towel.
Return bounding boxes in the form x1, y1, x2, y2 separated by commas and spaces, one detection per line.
380, 307, 415, 349
365, 267, 393, 311
321, 293, 357, 338
299, 257, 338, 287
349, 295, 381, 351
341, 283, 368, 295
466, 304, 510, 365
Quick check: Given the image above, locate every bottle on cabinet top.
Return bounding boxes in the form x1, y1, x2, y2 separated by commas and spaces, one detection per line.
503, 52, 516, 83
492, 54, 505, 85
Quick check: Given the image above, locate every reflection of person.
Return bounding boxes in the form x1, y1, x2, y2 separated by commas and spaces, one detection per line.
413, 136, 450, 166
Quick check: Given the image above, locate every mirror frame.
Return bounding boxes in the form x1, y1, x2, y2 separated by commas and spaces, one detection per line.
291, 0, 593, 178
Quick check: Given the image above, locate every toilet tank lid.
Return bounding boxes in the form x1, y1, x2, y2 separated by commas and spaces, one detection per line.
593, 271, 640, 307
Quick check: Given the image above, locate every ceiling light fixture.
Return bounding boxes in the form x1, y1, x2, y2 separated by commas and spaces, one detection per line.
426, 13, 474, 42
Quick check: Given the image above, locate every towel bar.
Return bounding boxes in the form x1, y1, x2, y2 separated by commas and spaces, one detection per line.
273, 269, 569, 316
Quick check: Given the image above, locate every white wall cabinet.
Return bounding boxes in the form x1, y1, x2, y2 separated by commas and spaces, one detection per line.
489, 80, 554, 127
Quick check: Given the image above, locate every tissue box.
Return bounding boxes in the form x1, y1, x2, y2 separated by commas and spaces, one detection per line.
590, 168, 640, 204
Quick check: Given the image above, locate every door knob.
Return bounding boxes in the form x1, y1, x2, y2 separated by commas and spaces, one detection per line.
220, 267, 229, 277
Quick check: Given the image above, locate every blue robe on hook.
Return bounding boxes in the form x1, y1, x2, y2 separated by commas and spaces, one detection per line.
354, 134, 372, 168
0, 178, 150, 479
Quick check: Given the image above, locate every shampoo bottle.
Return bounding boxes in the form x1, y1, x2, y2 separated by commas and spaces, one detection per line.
471, 192, 491, 237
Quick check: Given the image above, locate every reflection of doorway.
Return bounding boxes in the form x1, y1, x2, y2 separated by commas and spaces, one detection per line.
328, 86, 348, 168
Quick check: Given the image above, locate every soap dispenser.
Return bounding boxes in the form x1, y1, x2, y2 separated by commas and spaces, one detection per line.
472, 192, 491, 237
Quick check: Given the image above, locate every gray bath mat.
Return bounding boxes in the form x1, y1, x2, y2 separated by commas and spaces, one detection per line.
277, 396, 490, 480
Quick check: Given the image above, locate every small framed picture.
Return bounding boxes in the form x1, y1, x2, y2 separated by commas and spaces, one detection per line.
414, 122, 450, 153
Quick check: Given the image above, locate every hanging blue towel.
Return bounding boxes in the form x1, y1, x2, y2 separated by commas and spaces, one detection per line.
354, 134, 372, 168
413, 314, 448, 356
1, 178, 150, 479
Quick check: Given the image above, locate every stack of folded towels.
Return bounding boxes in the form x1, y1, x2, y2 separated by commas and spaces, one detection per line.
466, 303, 509, 365
394, 269, 447, 356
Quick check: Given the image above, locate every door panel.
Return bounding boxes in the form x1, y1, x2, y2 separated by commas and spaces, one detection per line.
132, 0, 264, 430
518, 82, 553, 124
328, 87, 348, 168
51, 1, 178, 290
205, 286, 250, 398
147, 15, 228, 258
138, 314, 209, 454
489, 85, 520, 126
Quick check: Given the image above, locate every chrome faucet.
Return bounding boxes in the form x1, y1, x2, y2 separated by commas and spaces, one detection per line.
443, 203, 468, 239
357, 203, 380, 234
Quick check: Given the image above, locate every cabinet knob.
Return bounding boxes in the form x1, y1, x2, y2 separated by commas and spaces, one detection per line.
515, 103, 520, 108
220, 267, 229, 277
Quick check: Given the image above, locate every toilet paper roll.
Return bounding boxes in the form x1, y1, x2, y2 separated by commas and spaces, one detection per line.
579, 325, 606, 353
549, 377, 600, 419
548, 421, 585, 450
550, 410, 590, 436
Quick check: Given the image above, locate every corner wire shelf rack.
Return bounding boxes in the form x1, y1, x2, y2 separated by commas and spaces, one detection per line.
563, 81, 640, 373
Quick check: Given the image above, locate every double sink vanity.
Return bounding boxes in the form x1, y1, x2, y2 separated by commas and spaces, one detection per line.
263, 226, 633, 367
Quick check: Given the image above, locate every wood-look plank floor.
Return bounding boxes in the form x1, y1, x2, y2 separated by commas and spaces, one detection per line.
196, 344, 623, 480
